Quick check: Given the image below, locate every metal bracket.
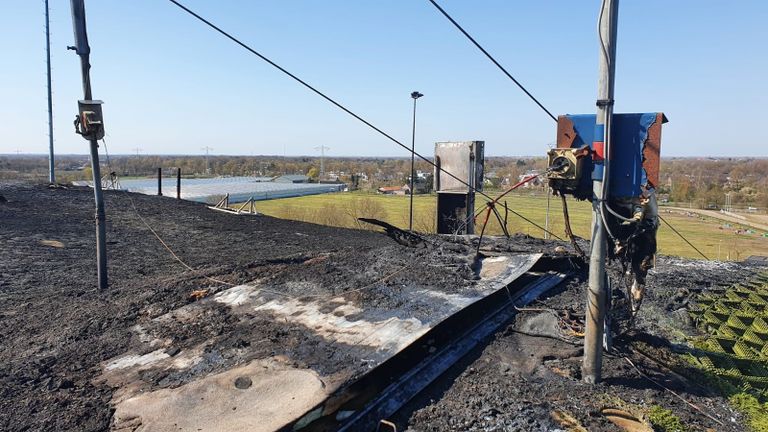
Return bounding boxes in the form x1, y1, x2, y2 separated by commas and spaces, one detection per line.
596, 99, 614, 107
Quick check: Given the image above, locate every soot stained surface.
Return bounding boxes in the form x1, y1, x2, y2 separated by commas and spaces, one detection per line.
0, 182, 515, 432
1, 182, 755, 432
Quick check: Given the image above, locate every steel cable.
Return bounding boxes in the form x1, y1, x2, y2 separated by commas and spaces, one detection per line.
659, 214, 709, 260
426, 0, 557, 122
166, 0, 706, 261
167, 0, 492, 203
166, 0, 572, 240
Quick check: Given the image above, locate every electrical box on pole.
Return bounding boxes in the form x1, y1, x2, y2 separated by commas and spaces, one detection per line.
549, 113, 666, 201
75, 100, 105, 140
544, 0, 666, 383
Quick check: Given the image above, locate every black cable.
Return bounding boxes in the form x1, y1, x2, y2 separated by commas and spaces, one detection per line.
429, 0, 704, 263
166, 0, 493, 203
659, 214, 709, 260
427, 0, 557, 123
452, 174, 564, 241
167, 0, 568, 241
505, 206, 564, 241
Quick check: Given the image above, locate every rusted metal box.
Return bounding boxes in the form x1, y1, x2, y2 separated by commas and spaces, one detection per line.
554, 113, 666, 200
434, 141, 484, 234
77, 99, 105, 141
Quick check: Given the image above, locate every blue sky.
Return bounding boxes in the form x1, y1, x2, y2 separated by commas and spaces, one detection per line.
2, 1, 766, 157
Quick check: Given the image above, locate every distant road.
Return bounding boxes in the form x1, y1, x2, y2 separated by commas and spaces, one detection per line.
665, 207, 768, 232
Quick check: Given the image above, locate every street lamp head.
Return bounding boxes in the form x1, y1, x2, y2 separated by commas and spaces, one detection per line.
411, 91, 423, 99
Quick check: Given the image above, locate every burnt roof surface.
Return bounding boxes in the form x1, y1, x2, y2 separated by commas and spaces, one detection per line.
4, 181, 750, 432
0, 182, 566, 431
744, 255, 768, 266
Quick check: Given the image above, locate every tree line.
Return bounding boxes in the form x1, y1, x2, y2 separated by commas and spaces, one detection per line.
2, 154, 766, 210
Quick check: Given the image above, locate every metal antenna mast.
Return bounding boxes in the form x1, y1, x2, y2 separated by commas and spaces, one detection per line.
69, 0, 108, 289
583, 0, 619, 384
314, 145, 329, 178
45, 0, 55, 183
202, 146, 213, 174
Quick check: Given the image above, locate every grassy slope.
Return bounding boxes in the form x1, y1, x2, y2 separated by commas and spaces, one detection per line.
252, 190, 768, 260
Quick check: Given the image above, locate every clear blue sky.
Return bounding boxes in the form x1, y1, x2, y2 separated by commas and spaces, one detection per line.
2, 1, 766, 157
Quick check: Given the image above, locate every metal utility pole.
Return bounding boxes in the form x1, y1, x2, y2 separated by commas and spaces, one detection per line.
69, 0, 107, 289
314, 145, 330, 178
157, 168, 163, 196
544, 185, 551, 240
176, 168, 182, 199
202, 146, 213, 174
132, 147, 142, 157
409, 91, 423, 232
583, 0, 618, 384
45, 0, 55, 183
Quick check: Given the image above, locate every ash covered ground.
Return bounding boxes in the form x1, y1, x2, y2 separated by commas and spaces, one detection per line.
0, 182, 760, 431
403, 255, 760, 431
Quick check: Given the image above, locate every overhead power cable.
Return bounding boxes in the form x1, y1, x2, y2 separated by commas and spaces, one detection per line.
167, 0, 569, 242
166, 0, 492, 203
659, 214, 709, 260
429, 0, 707, 261
427, 0, 557, 122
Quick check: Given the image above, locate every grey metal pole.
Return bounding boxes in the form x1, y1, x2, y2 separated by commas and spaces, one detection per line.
176, 168, 182, 199
202, 146, 212, 174
45, 0, 55, 183
544, 185, 551, 239
409, 91, 423, 232
89, 135, 108, 290
157, 168, 163, 196
70, 0, 107, 289
320, 146, 325, 178
313, 145, 330, 179
583, 0, 618, 384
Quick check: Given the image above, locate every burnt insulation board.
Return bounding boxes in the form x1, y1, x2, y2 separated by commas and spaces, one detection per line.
101, 253, 541, 432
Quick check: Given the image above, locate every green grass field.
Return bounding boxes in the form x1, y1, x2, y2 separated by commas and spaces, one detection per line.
251, 190, 768, 260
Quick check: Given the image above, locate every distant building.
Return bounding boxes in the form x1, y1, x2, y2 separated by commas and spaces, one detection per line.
483, 171, 501, 187
274, 174, 309, 183
377, 185, 407, 195
519, 170, 543, 187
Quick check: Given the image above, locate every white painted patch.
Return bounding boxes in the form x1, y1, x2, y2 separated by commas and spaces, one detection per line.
255, 298, 429, 354
331, 303, 363, 317
170, 349, 203, 369
416, 289, 479, 309
214, 284, 259, 306
105, 349, 169, 371
483, 256, 508, 263
479, 255, 511, 279
131, 324, 166, 348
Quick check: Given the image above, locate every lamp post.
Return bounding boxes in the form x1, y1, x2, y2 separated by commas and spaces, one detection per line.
409, 91, 423, 232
